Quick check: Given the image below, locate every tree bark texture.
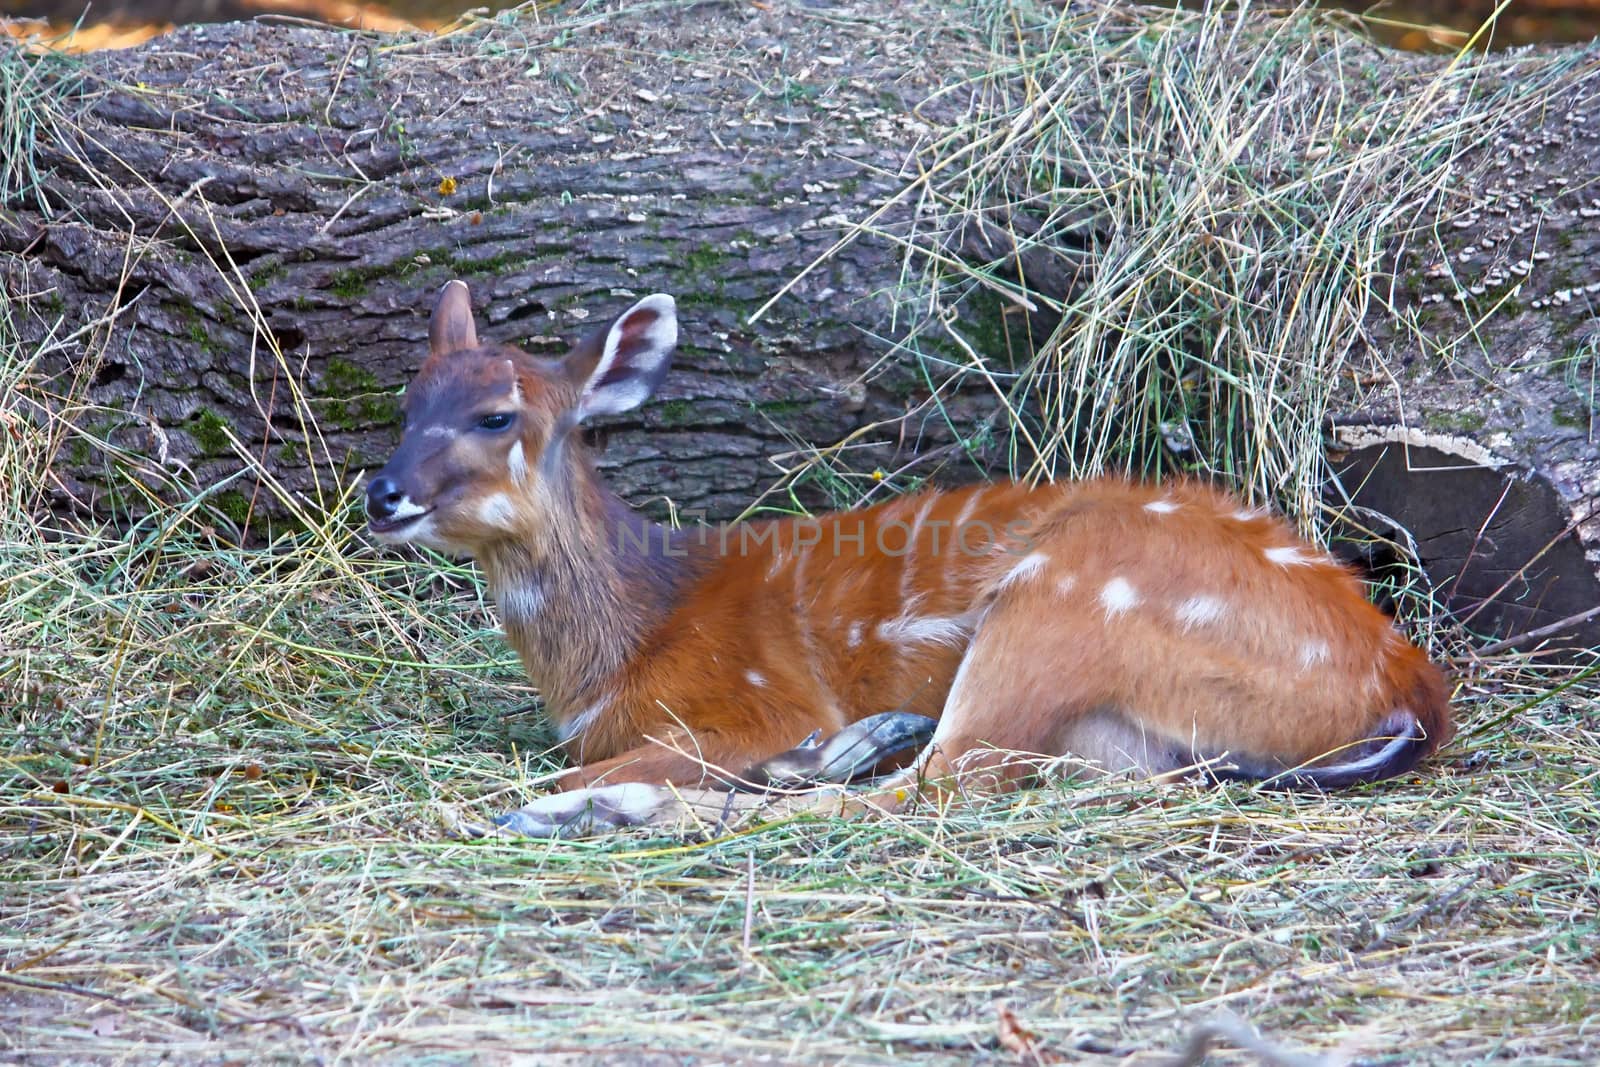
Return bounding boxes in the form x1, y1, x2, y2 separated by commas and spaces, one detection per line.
2, 3, 1597, 648
6, 8, 996, 525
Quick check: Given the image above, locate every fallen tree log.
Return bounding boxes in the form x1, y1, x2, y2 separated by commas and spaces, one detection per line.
2, 1, 1596, 650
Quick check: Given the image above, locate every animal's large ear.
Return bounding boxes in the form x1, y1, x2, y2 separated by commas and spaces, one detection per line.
564, 294, 677, 423
429, 279, 479, 356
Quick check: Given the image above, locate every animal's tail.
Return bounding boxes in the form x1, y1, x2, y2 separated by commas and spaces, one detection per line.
1215, 642, 1452, 790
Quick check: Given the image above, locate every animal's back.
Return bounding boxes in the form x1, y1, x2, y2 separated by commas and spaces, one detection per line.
974, 479, 1451, 770
606, 477, 1449, 779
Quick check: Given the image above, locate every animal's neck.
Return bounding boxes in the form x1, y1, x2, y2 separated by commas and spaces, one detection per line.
476, 457, 692, 726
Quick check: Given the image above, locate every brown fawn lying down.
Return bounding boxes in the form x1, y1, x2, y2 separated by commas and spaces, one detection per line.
366, 281, 1452, 836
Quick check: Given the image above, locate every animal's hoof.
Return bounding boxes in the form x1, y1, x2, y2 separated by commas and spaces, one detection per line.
486, 782, 672, 838
743, 711, 937, 789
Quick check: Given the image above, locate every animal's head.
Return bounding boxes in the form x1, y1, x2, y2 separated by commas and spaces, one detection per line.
365, 280, 678, 554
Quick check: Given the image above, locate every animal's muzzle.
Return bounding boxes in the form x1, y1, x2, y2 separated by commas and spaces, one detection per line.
365, 474, 407, 522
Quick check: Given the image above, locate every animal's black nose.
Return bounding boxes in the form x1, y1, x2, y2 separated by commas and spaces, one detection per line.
366, 476, 405, 520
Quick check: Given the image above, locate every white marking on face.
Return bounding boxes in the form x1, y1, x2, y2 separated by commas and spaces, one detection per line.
847, 622, 864, 648
373, 508, 440, 547
1298, 639, 1332, 670
507, 440, 529, 485
997, 551, 1050, 592
506, 360, 523, 407
1099, 576, 1141, 617
1175, 594, 1227, 629
422, 426, 457, 440
1144, 498, 1180, 514
389, 497, 427, 521
1264, 545, 1313, 567
876, 612, 976, 649
745, 670, 767, 688
477, 492, 517, 530
556, 693, 610, 743
405, 515, 440, 546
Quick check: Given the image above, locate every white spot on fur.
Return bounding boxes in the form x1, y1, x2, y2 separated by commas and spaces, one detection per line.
1144, 498, 1179, 514
1099, 577, 1141, 617
422, 426, 457, 440
997, 551, 1050, 591
746, 670, 767, 688
1298, 640, 1332, 670
876, 612, 976, 649
556, 693, 609, 743
478, 492, 516, 530
1056, 574, 1077, 596
1232, 507, 1264, 522
1175, 594, 1227, 629
507, 440, 529, 485
1265, 545, 1313, 567
847, 622, 864, 648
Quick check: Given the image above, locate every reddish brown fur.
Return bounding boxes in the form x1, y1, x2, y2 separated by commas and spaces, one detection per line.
551, 480, 1451, 788
368, 285, 1453, 814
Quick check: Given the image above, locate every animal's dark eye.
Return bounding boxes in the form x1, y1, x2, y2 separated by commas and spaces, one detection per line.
477, 413, 514, 432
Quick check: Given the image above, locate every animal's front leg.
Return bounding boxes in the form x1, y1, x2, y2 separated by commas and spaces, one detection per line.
465, 716, 938, 839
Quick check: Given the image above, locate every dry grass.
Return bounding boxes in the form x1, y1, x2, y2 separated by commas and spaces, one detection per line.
3, 2, 1598, 1065
853, 1, 1587, 525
